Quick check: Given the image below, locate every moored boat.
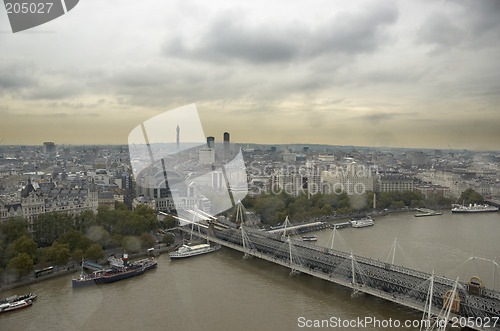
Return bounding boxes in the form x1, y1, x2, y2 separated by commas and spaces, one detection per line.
300, 235, 318, 241
451, 204, 498, 213
350, 217, 374, 228
169, 243, 221, 259
72, 255, 157, 288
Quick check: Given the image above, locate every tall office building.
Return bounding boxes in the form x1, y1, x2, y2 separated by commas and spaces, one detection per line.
207, 136, 215, 148
43, 142, 56, 154
223, 132, 230, 159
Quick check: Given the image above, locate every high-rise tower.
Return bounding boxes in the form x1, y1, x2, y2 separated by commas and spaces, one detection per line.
223, 132, 230, 159
207, 136, 215, 149
176, 125, 180, 150
43, 142, 56, 154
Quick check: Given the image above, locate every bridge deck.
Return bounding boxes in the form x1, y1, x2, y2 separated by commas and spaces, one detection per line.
178, 226, 499, 331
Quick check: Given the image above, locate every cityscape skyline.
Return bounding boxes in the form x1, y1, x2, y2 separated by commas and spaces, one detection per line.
1, 1, 500, 150
2, 141, 500, 153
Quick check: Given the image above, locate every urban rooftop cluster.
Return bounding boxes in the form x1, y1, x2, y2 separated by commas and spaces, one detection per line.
1, 141, 499, 227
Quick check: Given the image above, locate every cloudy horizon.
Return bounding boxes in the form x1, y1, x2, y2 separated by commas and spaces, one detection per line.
1, 0, 499, 150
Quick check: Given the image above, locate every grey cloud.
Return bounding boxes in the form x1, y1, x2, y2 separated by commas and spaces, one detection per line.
0, 63, 38, 92
48, 101, 105, 111
1, 1, 400, 110
308, 2, 398, 56
8, 110, 100, 118
103, 58, 309, 108
24, 82, 84, 100
416, 13, 465, 49
201, 18, 298, 63
459, 0, 500, 50
104, 64, 206, 106
360, 112, 420, 124
104, 64, 337, 109
165, 20, 299, 64
0, 61, 89, 101
417, 1, 500, 51
163, 1, 398, 64
315, 98, 346, 106
363, 113, 397, 122
363, 69, 425, 84
454, 0, 500, 33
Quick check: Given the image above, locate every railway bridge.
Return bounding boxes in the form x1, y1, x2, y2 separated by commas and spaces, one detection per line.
178, 221, 500, 331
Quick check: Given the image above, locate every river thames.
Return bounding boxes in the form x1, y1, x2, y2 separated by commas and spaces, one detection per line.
1, 210, 499, 330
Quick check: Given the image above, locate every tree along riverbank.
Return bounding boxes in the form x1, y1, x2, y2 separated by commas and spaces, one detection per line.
0, 238, 183, 293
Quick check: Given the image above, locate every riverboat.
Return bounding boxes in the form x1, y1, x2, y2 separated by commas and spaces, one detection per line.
451, 204, 498, 213
300, 235, 318, 241
0, 299, 33, 314
350, 217, 374, 228
0, 293, 37, 305
72, 255, 157, 288
169, 243, 221, 259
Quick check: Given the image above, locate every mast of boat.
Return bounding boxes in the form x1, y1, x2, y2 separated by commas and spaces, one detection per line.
79, 257, 85, 279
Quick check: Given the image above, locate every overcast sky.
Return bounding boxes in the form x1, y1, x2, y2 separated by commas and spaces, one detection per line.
1, 0, 499, 150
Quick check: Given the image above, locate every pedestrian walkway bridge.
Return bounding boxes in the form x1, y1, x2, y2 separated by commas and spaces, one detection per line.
178, 221, 500, 331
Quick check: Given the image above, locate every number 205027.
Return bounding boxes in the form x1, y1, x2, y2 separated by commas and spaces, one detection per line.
5, 2, 54, 14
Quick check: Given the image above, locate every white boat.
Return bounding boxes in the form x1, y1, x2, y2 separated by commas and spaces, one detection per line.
350, 217, 374, 228
300, 235, 318, 241
169, 243, 221, 259
0, 299, 33, 314
0, 293, 37, 304
451, 204, 498, 213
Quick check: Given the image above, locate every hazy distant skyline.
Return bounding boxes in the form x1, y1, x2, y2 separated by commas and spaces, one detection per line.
1, 0, 500, 150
